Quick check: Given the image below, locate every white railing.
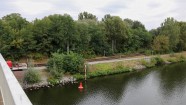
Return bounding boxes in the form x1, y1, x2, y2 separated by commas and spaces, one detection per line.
0, 54, 32, 105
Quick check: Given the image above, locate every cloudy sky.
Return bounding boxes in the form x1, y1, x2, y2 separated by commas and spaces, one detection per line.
0, 0, 185, 30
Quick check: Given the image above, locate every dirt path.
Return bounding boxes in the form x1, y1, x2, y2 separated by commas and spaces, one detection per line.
88, 56, 152, 65
88, 52, 186, 65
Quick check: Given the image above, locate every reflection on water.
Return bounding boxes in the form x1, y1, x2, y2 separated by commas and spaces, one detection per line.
26, 62, 186, 105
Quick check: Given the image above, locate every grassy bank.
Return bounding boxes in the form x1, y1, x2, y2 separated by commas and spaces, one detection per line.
73, 63, 133, 80
73, 52, 186, 80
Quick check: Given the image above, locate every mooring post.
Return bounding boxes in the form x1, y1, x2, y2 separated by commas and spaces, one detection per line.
84, 64, 87, 81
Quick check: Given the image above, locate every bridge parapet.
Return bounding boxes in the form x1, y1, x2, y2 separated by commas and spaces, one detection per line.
0, 54, 32, 105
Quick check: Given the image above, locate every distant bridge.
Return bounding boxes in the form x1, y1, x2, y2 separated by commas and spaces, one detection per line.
0, 54, 32, 105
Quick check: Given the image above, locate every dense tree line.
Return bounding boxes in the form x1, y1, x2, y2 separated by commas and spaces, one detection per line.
0, 12, 186, 59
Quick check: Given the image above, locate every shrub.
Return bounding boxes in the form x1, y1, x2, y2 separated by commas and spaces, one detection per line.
73, 73, 85, 80
153, 56, 165, 66
24, 69, 41, 84
28, 53, 45, 60
169, 52, 176, 57
47, 53, 64, 73
47, 52, 85, 75
62, 52, 84, 74
144, 50, 152, 56
178, 55, 186, 62
167, 58, 178, 63
49, 62, 63, 79
141, 58, 156, 68
47, 76, 59, 85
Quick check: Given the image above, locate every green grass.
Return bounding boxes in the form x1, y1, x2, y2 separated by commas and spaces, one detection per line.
73, 63, 133, 80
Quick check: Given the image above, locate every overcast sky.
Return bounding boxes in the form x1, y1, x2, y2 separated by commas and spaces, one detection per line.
0, 0, 186, 30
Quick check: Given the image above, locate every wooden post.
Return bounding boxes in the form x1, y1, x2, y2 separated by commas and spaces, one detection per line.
85, 64, 87, 81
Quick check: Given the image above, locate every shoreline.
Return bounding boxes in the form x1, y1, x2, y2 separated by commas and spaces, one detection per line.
19, 52, 186, 91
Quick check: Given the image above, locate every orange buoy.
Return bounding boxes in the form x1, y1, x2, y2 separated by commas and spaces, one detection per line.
78, 82, 83, 89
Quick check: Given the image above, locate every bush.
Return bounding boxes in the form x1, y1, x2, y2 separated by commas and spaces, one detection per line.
169, 52, 176, 57
24, 69, 41, 84
167, 58, 178, 63
47, 53, 64, 72
47, 77, 59, 85
153, 56, 165, 66
47, 52, 85, 74
28, 53, 45, 60
62, 52, 84, 74
144, 50, 152, 56
73, 73, 85, 80
178, 55, 186, 62
168, 55, 186, 63
141, 58, 156, 68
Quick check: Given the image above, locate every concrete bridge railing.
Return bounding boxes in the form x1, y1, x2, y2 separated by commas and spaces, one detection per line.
0, 54, 32, 105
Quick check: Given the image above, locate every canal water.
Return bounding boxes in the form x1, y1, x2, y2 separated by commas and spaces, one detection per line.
26, 62, 186, 105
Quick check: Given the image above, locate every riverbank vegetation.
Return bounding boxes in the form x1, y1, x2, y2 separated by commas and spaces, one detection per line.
47, 52, 84, 83
23, 69, 41, 84
1, 12, 186, 61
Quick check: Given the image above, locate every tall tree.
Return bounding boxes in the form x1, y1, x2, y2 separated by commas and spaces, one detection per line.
160, 17, 180, 51
178, 22, 186, 51
61, 14, 76, 54
78, 11, 97, 21
102, 15, 129, 53
0, 13, 30, 59
32, 17, 53, 55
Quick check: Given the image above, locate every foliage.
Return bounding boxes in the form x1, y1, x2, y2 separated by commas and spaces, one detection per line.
47, 52, 84, 74
178, 55, 186, 62
78, 11, 97, 21
144, 50, 153, 55
169, 52, 176, 57
167, 58, 178, 63
88, 67, 132, 78
23, 69, 41, 84
47, 53, 64, 78
62, 52, 85, 74
152, 35, 169, 53
141, 56, 164, 67
1, 13, 186, 60
141, 58, 156, 68
102, 15, 129, 53
153, 56, 165, 66
178, 22, 186, 51
73, 73, 85, 80
160, 17, 180, 51
47, 76, 59, 85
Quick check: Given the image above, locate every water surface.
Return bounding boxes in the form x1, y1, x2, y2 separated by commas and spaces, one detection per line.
26, 62, 186, 105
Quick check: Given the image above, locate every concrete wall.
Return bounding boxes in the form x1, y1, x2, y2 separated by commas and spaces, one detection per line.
0, 54, 32, 105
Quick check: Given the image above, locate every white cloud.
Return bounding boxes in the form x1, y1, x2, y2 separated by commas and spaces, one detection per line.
11, 0, 54, 15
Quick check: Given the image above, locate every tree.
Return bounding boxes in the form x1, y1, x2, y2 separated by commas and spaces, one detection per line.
124, 18, 134, 28
89, 22, 109, 55
124, 19, 152, 52
152, 35, 169, 53
177, 22, 186, 51
75, 20, 91, 54
102, 15, 129, 53
32, 17, 53, 55
61, 14, 76, 54
0, 13, 30, 59
160, 17, 180, 51
78, 11, 97, 21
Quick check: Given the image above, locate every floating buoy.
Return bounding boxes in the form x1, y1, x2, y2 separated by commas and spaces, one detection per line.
78, 82, 83, 89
